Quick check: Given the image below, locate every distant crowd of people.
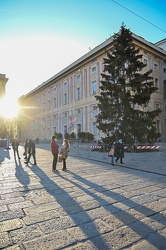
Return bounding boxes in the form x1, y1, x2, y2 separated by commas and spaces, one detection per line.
12, 135, 124, 170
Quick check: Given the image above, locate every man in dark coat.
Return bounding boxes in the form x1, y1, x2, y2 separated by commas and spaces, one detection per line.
12, 137, 21, 160
24, 139, 37, 165
115, 139, 124, 164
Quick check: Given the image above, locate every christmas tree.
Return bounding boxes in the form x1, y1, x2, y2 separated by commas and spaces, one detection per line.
95, 25, 161, 144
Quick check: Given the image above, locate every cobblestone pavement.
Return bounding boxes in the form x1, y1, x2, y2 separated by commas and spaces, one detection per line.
0, 143, 166, 250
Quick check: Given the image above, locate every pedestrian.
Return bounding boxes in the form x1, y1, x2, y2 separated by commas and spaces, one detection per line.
23, 138, 29, 159
115, 139, 124, 164
24, 139, 37, 165
12, 137, 21, 160
60, 139, 70, 171
108, 141, 115, 165
50, 136, 59, 172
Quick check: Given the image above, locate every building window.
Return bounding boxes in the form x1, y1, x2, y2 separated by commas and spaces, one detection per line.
64, 125, 67, 135
54, 127, 56, 134
164, 68, 166, 73
164, 80, 166, 100
54, 97, 56, 108
77, 87, 81, 100
64, 93, 67, 105
92, 66, 96, 72
156, 120, 160, 133
144, 59, 148, 65
93, 122, 97, 136
154, 78, 159, 91
154, 63, 158, 70
48, 100, 50, 110
92, 81, 97, 95
77, 124, 81, 134
156, 103, 160, 110
76, 75, 80, 80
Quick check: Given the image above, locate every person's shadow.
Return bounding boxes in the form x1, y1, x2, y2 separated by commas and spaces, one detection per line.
15, 158, 30, 191
30, 164, 110, 249
0, 148, 11, 163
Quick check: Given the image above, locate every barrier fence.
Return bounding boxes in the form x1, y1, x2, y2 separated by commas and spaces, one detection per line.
135, 145, 160, 152
73, 142, 163, 154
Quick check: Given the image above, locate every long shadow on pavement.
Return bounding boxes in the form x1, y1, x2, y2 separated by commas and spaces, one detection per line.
15, 158, 30, 192
60, 169, 166, 249
29, 164, 111, 249
23, 145, 166, 248
0, 148, 11, 163
71, 153, 166, 185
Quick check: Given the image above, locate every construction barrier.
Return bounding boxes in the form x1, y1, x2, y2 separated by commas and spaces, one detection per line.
136, 145, 160, 152
73, 143, 129, 152
73, 143, 161, 153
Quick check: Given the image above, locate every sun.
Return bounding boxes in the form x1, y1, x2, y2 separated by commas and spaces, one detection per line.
0, 96, 20, 119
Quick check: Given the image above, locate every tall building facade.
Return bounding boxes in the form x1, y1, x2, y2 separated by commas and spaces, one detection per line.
18, 33, 166, 142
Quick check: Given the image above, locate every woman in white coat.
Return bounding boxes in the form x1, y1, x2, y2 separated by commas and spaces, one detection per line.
60, 139, 70, 171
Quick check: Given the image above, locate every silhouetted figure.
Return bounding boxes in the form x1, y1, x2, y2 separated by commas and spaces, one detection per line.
24, 138, 29, 159
115, 139, 124, 164
24, 139, 37, 165
12, 137, 21, 160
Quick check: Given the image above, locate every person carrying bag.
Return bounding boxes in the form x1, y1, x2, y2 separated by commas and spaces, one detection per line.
108, 141, 115, 166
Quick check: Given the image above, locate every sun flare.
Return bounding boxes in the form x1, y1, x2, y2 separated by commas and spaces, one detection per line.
0, 97, 20, 119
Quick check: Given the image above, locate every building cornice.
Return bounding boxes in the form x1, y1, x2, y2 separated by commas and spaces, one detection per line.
19, 32, 166, 100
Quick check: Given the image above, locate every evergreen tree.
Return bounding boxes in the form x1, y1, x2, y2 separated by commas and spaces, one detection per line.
95, 25, 161, 144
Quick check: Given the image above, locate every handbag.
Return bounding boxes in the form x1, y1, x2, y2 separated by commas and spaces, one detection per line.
109, 149, 114, 156
58, 154, 62, 162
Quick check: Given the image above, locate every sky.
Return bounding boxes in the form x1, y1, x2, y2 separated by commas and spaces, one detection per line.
0, 0, 166, 103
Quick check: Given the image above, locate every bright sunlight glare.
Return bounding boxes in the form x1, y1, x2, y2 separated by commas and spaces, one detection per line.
0, 96, 20, 119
